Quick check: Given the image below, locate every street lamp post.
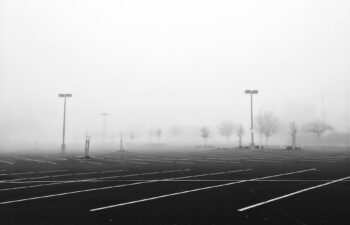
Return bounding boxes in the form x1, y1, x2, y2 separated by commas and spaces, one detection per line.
245, 90, 258, 149
58, 93, 72, 154
100, 113, 108, 145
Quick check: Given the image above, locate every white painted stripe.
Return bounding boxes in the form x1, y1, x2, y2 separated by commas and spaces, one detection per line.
0, 169, 197, 205
300, 159, 337, 163
237, 175, 350, 212
105, 156, 122, 159
127, 161, 149, 165
0, 169, 68, 177
95, 157, 124, 163
176, 161, 194, 165
43, 157, 68, 161
0, 169, 188, 192
52, 158, 68, 161
77, 160, 103, 165
90, 168, 316, 211
245, 160, 282, 163
0, 160, 14, 165
8, 178, 348, 184
14, 157, 57, 165
192, 159, 227, 163
1, 169, 125, 182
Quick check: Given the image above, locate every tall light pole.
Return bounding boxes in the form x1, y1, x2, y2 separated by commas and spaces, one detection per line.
100, 113, 108, 145
58, 93, 72, 154
245, 90, 258, 149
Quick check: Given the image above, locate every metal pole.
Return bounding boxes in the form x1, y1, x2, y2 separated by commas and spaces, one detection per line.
61, 97, 67, 153
250, 93, 255, 149
102, 116, 106, 145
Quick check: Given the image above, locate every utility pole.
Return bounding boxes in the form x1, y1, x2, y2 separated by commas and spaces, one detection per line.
100, 113, 108, 145
85, 131, 90, 159
120, 134, 124, 152
58, 93, 72, 154
245, 90, 258, 150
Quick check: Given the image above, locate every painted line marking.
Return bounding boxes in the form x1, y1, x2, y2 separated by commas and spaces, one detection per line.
90, 168, 316, 211
0, 169, 67, 176
77, 160, 103, 165
0, 169, 193, 205
0, 169, 252, 183
191, 159, 227, 163
0, 169, 188, 192
245, 160, 282, 163
238, 175, 350, 211
43, 157, 69, 161
299, 160, 337, 163
7, 178, 349, 184
176, 161, 194, 165
1, 169, 125, 182
127, 161, 149, 165
0, 160, 14, 165
94, 157, 124, 163
14, 157, 57, 165
51, 158, 68, 161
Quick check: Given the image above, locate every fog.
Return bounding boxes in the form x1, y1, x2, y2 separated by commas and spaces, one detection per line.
0, 0, 349, 149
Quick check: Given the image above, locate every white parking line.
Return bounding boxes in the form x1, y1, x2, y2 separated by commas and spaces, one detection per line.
191, 159, 227, 163
90, 168, 317, 211
95, 157, 124, 163
127, 161, 149, 165
10, 178, 347, 184
0, 169, 188, 192
176, 161, 194, 165
0, 160, 14, 165
1, 169, 125, 182
77, 160, 103, 165
51, 158, 68, 161
0, 170, 68, 176
245, 159, 282, 163
237, 175, 350, 212
0, 169, 192, 205
299, 159, 337, 163
14, 157, 57, 165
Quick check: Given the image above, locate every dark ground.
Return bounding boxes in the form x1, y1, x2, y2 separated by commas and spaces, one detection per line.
0, 147, 349, 225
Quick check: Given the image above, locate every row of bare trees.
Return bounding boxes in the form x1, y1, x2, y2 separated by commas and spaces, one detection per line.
292, 120, 333, 146
133, 114, 333, 147
255, 112, 333, 146
200, 112, 333, 147
201, 122, 245, 147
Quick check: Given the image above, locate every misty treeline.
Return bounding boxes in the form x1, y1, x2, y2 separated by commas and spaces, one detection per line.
197, 111, 333, 147
112, 112, 334, 148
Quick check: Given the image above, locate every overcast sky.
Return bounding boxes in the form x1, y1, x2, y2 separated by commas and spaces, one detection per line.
0, 0, 349, 147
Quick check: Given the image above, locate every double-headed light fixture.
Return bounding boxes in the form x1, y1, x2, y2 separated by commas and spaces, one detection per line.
58, 93, 72, 154
245, 90, 258, 149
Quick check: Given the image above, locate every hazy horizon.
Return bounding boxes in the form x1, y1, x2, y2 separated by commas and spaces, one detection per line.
1, 0, 349, 149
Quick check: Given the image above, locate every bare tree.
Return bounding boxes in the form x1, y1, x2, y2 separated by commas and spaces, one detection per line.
120, 133, 124, 152
218, 121, 236, 144
304, 120, 332, 145
156, 128, 162, 144
289, 122, 298, 148
236, 125, 245, 148
256, 112, 278, 145
200, 127, 210, 146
